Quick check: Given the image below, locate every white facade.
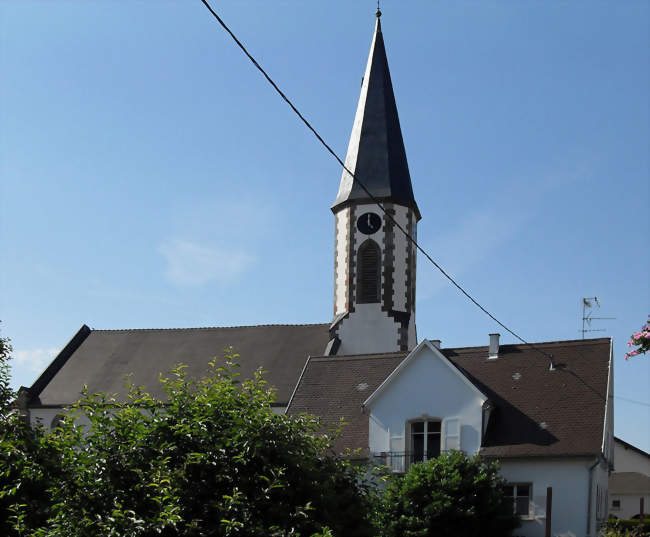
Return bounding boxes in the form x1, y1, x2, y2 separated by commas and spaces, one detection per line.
609, 438, 650, 519
614, 438, 650, 475
500, 458, 608, 537
365, 340, 486, 463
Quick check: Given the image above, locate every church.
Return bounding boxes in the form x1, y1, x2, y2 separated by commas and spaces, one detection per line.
19, 13, 613, 537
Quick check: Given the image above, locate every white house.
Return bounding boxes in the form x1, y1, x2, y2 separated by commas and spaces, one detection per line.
20, 11, 613, 537
609, 437, 650, 519
286, 337, 613, 537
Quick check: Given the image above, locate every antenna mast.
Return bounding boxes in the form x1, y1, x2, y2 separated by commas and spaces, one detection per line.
581, 297, 615, 339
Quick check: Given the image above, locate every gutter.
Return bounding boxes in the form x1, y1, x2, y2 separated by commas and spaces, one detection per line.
586, 457, 600, 537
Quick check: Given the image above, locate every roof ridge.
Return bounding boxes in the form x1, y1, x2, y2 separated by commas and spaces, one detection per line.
92, 323, 330, 332
442, 337, 610, 353
309, 351, 407, 362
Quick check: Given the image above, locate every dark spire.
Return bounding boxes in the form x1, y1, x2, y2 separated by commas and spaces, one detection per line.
332, 15, 420, 220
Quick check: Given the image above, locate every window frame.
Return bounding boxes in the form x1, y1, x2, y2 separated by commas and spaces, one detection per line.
504, 483, 533, 519
407, 419, 441, 465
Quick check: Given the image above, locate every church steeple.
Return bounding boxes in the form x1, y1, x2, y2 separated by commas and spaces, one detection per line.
332, 13, 420, 220
328, 15, 419, 357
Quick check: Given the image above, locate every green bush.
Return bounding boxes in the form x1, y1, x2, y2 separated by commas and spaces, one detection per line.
602, 516, 650, 537
2, 350, 378, 537
378, 450, 520, 537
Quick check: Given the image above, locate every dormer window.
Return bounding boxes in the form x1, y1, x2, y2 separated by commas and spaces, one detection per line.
357, 239, 381, 303
411, 420, 441, 463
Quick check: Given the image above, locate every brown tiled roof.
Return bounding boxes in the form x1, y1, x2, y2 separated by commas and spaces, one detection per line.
447, 338, 611, 458
29, 324, 330, 406
286, 353, 406, 456
287, 338, 612, 459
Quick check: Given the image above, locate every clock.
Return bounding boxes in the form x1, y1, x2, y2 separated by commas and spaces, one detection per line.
357, 212, 382, 235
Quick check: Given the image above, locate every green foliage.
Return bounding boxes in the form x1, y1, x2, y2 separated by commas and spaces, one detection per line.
378, 450, 520, 537
36, 352, 376, 537
602, 516, 650, 537
0, 334, 60, 537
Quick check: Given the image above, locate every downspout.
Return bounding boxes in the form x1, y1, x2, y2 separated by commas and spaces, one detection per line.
586, 458, 599, 537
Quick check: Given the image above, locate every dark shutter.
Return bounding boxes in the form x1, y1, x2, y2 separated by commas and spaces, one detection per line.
357, 240, 380, 303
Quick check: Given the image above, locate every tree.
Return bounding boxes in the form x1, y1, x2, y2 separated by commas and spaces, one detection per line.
0, 333, 59, 536
378, 450, 520, 537
39, 353, 377, 537
625, 315, 650, 359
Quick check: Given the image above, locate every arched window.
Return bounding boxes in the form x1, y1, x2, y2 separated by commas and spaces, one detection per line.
50, 413, 65, 430
357, 239, 381, 303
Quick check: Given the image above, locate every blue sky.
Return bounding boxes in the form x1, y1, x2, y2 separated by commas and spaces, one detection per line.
1, 1, 648, 450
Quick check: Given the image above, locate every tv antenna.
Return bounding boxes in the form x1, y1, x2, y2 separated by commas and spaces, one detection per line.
581, 297, 615, 339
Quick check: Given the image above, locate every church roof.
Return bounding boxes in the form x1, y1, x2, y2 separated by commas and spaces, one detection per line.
26, 323, 330, 407
332, 14, 419, 219
286, 338, 612, 459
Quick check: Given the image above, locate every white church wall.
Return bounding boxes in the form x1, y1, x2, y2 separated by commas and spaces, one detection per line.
29, 407, 64, 429
334, 207, 350, 316
29, 406, 92, 431
391, 204, 410, 313
333, 202, 417, 353
499, 457, 599, 537
349, 203, 385, 310
337, 304, 403, 355
367, 343, 485, 458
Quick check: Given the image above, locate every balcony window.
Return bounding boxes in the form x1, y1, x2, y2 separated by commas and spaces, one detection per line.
411, 420, 441, 462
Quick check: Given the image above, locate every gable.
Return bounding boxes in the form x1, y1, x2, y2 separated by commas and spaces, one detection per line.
364, 340, 488, 410
363, 341, 488, 457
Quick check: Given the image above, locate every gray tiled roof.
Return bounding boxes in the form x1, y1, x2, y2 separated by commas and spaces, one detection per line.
287, 338, 612, 459
28, 324, 330, 406
332, 17, 419, 218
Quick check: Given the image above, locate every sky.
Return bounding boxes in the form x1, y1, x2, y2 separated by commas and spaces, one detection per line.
1, 1, 648, 451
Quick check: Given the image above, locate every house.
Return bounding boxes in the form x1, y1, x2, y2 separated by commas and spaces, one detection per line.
609, 437, 650, 519
19, 12, 614, 537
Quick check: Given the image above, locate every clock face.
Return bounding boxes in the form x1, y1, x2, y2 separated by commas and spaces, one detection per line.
357, 212, 382, 235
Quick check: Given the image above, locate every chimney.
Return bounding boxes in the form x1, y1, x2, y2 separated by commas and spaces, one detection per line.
430, 339, 441, 349
488, 333, 500, 359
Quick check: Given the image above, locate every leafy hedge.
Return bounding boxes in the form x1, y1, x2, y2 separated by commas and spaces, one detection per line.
603, 516, 650, 537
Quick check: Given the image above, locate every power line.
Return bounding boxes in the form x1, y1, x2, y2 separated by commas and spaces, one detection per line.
615, 395, 650, 408
197, 0, 562, 366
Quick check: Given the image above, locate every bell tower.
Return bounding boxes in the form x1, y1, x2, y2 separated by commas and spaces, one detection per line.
327, 11, 420, 356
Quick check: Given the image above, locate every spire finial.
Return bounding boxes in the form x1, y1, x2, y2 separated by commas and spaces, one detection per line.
376, 0, 381, 18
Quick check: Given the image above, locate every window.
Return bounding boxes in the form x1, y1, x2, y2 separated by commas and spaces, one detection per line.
611, 499, 620, 510
504, 484, 531, 517
410, 420, 441, 463
357, 240, 380, 303
50, 413, 65, 430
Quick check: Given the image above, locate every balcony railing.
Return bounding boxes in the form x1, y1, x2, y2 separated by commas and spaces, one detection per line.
371, 451, 438, 474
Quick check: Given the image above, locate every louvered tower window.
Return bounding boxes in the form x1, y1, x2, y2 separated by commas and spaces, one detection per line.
357, 240, 381, 303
